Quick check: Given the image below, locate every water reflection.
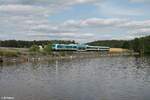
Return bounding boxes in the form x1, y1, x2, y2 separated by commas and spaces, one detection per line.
0, 56, 150, 100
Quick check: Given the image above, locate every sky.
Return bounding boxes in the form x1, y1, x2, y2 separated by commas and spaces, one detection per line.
0, 0, 150, 42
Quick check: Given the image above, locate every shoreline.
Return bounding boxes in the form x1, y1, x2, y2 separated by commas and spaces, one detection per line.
0, 47, 140, 63
0, 52, 139, 63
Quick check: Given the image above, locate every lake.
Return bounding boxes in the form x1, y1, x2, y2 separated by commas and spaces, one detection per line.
0, 56, 150, 100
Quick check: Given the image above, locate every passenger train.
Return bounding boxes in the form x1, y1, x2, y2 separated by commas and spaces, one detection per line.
52, 44, 110, 51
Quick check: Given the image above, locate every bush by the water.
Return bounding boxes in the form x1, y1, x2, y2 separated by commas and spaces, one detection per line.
29, 45, 40, 52
29, 44, 53, 55
43, 44, 52, 54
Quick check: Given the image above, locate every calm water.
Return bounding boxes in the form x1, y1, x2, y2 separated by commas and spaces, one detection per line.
0, 56, 150, 100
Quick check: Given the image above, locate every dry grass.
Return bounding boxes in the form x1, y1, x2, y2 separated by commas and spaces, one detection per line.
109, 48, 129, 53
0, 47, 24, 57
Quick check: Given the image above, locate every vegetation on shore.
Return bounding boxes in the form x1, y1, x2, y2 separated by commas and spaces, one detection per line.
87, 35, 150, 54
29, 44, 73, 57
29, 44, 53, 55
130, 36, 150, 54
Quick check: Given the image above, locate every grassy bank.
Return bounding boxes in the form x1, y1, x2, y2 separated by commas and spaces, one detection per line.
0, 49, 20, 57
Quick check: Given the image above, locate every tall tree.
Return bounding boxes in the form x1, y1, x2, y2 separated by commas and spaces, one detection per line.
132, 38, 142, 53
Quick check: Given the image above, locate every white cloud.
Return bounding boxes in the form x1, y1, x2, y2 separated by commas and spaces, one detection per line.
62, 18, 129, 28
0, 4, 42, 11
129, 28, 150, 35
129, 0, 150, 3
118, 20, 150, 29
62, 18, 150, 29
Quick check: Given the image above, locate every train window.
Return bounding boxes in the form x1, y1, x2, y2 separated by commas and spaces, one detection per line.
57, 45, 63, 48
73, 46, 77, 48
66, 46, 71, 48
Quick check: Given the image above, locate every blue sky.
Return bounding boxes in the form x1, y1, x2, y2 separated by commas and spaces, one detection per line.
0, 0, 150, 42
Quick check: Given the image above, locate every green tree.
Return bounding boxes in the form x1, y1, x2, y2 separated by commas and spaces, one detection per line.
142, 36, 150, 54
132, 38, 142, 53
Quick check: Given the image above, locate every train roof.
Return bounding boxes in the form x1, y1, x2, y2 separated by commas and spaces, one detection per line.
53, 43, 109, 48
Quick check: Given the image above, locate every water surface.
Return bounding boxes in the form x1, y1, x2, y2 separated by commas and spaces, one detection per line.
0, 56, 150, 100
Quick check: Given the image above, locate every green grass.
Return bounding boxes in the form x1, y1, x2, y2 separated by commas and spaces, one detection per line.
0, 50, 20, 57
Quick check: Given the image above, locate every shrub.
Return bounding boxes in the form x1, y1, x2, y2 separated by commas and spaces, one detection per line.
29, 45, 40, 52
43, 44, 52, 54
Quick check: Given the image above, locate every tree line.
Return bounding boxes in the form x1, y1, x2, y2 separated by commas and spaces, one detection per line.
0, 40, 75, 48
87, 35, 150, 54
